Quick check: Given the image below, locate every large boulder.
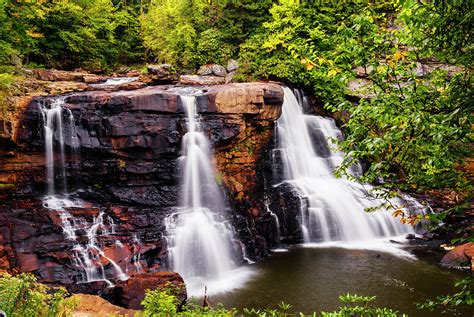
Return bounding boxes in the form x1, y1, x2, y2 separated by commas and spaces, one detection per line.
441, 242, 474, 271
112, 272, 186, 309
145, 64, 178, 84
227, 59, 239, 72
197, 64, 227, 77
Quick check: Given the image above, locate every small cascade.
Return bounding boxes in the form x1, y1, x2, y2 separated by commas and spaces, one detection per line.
72, 211, 128, 284
276, 87, 420, 243
41, 97, 66, 194
42, 197, 128, 285
130, 234, 144, 274
40, 96, 80, 194
40, 96, 128, 286
89, 76, 138, 88
165, 94, 238, 295
265, 203, 281, 244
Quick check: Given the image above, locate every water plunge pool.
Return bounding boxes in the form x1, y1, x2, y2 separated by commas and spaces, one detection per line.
209, 245, 470, 316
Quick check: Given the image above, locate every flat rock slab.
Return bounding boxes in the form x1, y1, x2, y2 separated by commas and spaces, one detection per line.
71, 294, 136, 317
179, 75, 225, 85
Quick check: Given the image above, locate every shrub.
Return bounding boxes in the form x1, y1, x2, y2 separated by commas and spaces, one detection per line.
0, 273, 77, 317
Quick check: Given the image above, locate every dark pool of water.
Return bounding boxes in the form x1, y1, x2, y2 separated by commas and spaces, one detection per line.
210, 246, 471, 317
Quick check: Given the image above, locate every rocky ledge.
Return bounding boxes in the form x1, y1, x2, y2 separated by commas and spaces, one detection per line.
0, 81, 286, 294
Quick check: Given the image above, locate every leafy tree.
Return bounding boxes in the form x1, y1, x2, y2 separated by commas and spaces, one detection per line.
141, 0, 207, 69
31, 0, 118, 70
141, 0, 273, 69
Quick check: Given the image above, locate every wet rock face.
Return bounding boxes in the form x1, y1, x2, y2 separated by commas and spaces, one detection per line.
441, 243, 474, 271
0, 198, 169, 288
0, 82, 285, 289
110, 272, 186, 309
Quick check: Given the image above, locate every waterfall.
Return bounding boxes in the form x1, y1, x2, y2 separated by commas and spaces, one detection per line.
40, 96, 128, 286
43, 196, 128, 285
276, 87, 418, 243
40, 96, 80, 194
165, 95, 238, 295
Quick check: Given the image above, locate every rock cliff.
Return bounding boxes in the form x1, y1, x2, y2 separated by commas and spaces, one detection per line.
0, 81, 285, 291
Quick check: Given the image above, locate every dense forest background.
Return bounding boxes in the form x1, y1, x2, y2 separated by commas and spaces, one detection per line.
0, 0, 472, 227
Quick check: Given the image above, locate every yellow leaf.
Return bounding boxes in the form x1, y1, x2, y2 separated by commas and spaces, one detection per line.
26, 29, 44, 39
328, 68, 339, 77
393, 51, 407, 61
392, 209, 405, 218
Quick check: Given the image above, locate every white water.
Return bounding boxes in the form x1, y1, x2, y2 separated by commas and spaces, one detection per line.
90, 76, 138, 87
165, 95, 247, 296
40, 96, 128, 285
265, 203, 281, 244
41, 97, 66, 194
130, 233, 144, 274
276, 88, 420, 244
42, 196, 128, 285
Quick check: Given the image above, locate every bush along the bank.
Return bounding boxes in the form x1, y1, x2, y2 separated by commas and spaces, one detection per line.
0, 273, 77, 317
139, 286, 408, 316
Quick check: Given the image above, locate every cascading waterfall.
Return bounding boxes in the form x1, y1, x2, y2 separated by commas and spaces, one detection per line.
40, 96, 128, 285
165, 94, 238, 295
41, 97, 68, 194
276, 87, 420, 243
72, 211, 128, 284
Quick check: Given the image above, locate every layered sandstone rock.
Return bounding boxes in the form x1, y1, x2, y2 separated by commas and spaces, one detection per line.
33, 69, 107, 83
0, 81, 285, 291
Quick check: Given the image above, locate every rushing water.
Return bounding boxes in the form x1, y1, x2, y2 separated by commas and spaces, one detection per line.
275, 88, 421, 242
165, 94, 253, 296
89, 76, 139, 87
213, 246, 470, 317
40, 96, 128, 286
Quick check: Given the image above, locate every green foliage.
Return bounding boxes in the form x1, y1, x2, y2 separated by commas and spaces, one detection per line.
141, 282, 186, 316
0, 73, 15, 89
0, 273, 77, 317
321, 293, 406, 317
141, 288, 179, 316
417, 276, 473, 313
141, 288, 405, 316
0, 0, 145, 71
141, 0, 273, 70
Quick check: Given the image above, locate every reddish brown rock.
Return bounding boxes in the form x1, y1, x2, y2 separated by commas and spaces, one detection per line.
72, 294, 136, 317
0, 81, 286, 288
102, 244, 131, 270
33, 69, 107, 83
441, 243, 474, 271
18, 253, 40, 272
113, 272, 186, 309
